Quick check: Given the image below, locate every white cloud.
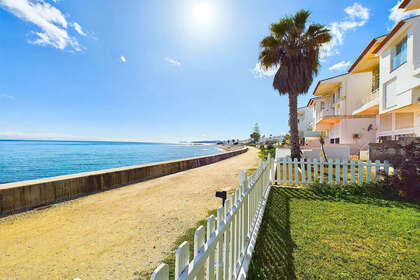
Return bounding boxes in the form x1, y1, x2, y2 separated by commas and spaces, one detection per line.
320, 2, 370, 58
0, 94, 15, 100
328, 61, 351, 71
0, 0, 83, 51
72, 22, 86, 36
252, 62, 279, 78
165, 57, 181, 66
389, 0, 420, 24
120, 55, 126, 62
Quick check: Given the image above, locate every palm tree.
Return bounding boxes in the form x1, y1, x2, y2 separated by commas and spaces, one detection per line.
259, 10, 331, 159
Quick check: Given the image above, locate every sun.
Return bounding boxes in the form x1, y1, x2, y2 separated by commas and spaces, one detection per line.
193, 2, 213, 26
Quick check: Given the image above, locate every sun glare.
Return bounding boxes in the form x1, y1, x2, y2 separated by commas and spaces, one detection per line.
193, 2, 213, 26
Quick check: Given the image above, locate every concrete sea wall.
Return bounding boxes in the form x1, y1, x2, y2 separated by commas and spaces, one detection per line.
0, 147, 247, 216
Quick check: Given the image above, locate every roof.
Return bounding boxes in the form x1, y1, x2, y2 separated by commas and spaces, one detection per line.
307, 97, 323, 107
348, 34, 387, 73
373, 21, 406, 54
373, 15, 420, 55
399, 0, 411, 8
312, 73, 348, 96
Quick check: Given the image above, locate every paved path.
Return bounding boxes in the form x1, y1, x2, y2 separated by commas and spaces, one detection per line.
0, 147, 259, 280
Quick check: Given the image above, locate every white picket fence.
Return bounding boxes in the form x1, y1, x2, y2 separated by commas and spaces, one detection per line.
150, 155, 273, 280
274, 157, 390, 185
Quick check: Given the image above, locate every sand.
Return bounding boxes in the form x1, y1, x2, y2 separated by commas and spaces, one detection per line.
0, 147, 259, 280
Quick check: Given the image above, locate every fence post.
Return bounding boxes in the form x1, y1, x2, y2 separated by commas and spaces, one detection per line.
207, 215, 216, 280
175, 241, 190, 279
223, 199, 230, 280
216, 206, 224, 280
288, 158, 292, 184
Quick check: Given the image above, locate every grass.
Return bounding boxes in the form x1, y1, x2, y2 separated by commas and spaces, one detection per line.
247, 187, 420, 280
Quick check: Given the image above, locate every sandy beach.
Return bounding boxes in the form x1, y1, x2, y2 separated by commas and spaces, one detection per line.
0, 147, 258, 280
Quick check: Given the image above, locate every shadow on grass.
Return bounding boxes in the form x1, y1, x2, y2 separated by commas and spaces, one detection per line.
247, 188, 297, 280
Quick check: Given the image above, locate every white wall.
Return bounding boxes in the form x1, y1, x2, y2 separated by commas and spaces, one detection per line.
378, 20, 420, 114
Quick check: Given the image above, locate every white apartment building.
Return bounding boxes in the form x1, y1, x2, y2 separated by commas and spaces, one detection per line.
309, 73, 377, 154
351, 15, 420, 141
297, 106, 320, 146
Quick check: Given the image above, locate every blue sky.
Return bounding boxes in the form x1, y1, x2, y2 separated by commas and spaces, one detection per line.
0, 0, 418, 143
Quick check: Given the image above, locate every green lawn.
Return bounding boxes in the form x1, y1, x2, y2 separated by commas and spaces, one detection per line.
247, 187, 420, 280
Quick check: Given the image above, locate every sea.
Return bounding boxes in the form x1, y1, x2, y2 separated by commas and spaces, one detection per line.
0, 140, 222, 184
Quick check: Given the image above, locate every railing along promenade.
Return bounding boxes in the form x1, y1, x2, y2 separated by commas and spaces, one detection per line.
150, 155, 273, 280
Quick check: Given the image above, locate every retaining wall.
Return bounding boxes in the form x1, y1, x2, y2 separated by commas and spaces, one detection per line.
0, 147, 248, 216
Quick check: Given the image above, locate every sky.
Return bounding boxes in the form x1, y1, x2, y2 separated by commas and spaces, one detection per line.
0, 0, 419, 143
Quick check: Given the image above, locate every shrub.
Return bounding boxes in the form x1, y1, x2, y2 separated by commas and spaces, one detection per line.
380, 141, 420, 202
308, 181, 400, 200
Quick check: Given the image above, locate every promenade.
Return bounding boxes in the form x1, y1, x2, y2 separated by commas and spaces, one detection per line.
0, 147, 259, 280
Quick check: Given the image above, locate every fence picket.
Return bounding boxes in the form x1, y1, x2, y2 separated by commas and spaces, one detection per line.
384, 160, 389, 177
335, 159, 341, 185
313, 159, 318, 182
350, 160, 355, 183
150, 263, 169, 280
206, 216, 216, 280
216, 206, 223, 280
288, 158, 292, 183
300, 158, 306, 184
366, 160, 372, 182
374, 160, 381, 182
194, 226, 206, 280
343, 160, 348, 185
175, 241, 189, 279
223, 199, 230, 280
358, 160, 363, 183
320, 158, 324, 183
307, 159, 312, 184
294, 158, 299, 183
328, 159, 333, 184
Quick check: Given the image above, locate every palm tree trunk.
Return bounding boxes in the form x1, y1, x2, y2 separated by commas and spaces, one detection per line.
288, 92, 301, 159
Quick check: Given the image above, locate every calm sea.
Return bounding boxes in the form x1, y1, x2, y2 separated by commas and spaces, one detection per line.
0, 140, 222, 184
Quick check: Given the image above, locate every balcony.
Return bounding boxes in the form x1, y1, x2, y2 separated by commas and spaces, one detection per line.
352, 88, 379, 116
314, 107, 342, 130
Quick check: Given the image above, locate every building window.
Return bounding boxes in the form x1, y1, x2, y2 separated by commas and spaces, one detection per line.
391, 36, 407, 71
384, 78, 397, 108
334, 138, 340, 144
330, 138, 334, 144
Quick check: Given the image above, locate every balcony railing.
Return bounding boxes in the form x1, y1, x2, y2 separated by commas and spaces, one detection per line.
353, 88, 379, 115
363, 88, 379, 104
